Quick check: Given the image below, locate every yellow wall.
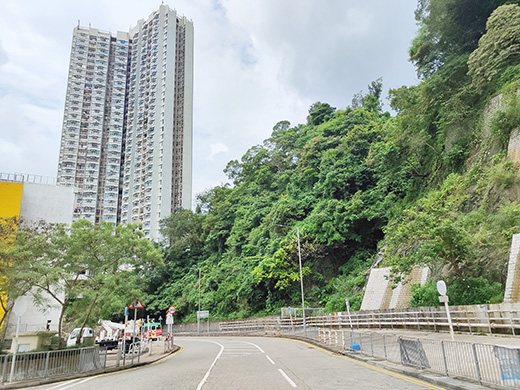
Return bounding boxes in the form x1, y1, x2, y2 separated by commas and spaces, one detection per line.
0, 182, 24, 218
0, 181, 23, 331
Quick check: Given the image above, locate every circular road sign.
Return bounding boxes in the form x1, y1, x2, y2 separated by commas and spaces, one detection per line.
168, 306, 176, 314
436, 280, 447, 296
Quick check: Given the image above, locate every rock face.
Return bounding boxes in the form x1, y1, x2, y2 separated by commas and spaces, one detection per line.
508, 127, 520, 165
361, 267, 430, 311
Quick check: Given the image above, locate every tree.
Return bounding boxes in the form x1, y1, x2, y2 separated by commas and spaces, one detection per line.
62, 221, 162, 342
410, 0, 505, 78
1, 220, 162, 340
383, 174, 474, 283
351, 78, 383, 111
307, 102, 336, 126
468, 4, 520, 92
160, 209, 204, 255
0, 217, 34, 337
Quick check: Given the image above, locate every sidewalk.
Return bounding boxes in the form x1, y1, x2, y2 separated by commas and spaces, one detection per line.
350, 327, 520, 347
0, 342, 178, 390
297, 328, 520, 390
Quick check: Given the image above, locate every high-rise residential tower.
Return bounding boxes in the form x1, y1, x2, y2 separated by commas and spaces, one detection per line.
57, 5, 193, 239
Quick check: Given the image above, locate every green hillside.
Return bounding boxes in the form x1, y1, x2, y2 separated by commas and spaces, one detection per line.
146, 1, 520, 321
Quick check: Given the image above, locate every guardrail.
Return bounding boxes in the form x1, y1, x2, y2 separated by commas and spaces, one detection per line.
306, 304, 520, 335
0, 339, 175, 385
0, 347, 100, 384
215, 320, 520, 388
0, 172, 56, 185
316, 328, 520, 388
211, 302, 520, 336
174, 303, 520, 388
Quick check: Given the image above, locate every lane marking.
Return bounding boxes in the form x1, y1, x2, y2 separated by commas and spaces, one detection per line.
54, 377, 94, 390
285, 339, 445, 390
244, 341, 265, 353
278, 369, 297, 388
48, 380, 82, 389
196, 341, 225, 390
266, 355, 275, 365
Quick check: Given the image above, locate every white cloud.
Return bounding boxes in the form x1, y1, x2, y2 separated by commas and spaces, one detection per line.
0, 0, 419, 206
209, 143, 230, 159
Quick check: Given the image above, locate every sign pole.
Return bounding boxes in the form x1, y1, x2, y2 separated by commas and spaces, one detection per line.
9, 317, 21, 383
131, 308, 137, 365
437, 280, 455, 341
444, 300, 455, 341
345, 299, 353, 330
123, 307, 128, 365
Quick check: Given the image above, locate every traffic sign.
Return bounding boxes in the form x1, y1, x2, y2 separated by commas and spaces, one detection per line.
168, 306, 176, 314
128, 300, 144, 309
166, 313, 174, 325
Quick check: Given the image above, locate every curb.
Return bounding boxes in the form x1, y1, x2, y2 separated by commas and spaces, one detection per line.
0, 346, 180, 390
283, 335, 493, 390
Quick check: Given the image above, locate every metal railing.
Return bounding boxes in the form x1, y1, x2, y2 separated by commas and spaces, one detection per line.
0, 172, 56, 185
0, 339, 175, 385
314, 328, 520, 388
177, 311, 520, 389
306, 304, 520, 335
0, 347, 100, 384
215, 302, 520, 336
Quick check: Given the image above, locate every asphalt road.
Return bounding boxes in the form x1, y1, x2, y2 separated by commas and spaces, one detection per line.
28, 337, 445, 390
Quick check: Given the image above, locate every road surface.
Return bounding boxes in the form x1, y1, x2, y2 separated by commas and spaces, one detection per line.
28, 337, 444, 390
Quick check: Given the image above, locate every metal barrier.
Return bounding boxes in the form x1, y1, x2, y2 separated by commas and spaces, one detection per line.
189, 316, 520, 388
0, 347, 101, 384
214, 302, 520, 336
311, 328, 520, 388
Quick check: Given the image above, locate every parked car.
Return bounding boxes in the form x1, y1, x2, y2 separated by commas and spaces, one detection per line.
66, 327, 94, 347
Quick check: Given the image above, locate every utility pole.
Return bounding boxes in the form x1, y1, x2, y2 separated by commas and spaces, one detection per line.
297, 227, 306, 337
191, 267, 201, 334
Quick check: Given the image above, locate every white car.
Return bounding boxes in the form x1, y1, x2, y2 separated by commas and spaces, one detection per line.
66, 327, 94, 347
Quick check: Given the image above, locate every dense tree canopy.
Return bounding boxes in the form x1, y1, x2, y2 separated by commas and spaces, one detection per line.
6, 1, 520, 330
1, 220, 162, 339
141, 0, 520, 319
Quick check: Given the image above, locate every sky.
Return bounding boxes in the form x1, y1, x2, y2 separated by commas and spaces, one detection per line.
0, 0, 419, 205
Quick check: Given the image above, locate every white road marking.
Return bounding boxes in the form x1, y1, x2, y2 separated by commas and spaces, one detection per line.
196, 341, 225, 390
48, 380, 81, 389
266, 355, 275, 365
278, 369, 297, 387
53, 378, 94, 390
244, 341, 265, 353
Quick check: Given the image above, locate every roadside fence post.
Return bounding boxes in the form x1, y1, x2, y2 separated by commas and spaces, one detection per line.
441, 341, 449, 377
1, 356, 7, 384
417, 338, 424, 369
44, 351, 50, 377
78, 348, 84, 373
471, 344, 482, 385
383, 335, 387, 360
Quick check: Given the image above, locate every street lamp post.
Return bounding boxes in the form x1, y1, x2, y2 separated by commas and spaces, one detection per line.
191, 267, 201, 334
276, 224, 306, 337
296, 227, 306, 337
197, 268, 201, 314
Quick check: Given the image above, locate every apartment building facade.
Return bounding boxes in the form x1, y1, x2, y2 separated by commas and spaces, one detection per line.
57, 5, 193, 239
